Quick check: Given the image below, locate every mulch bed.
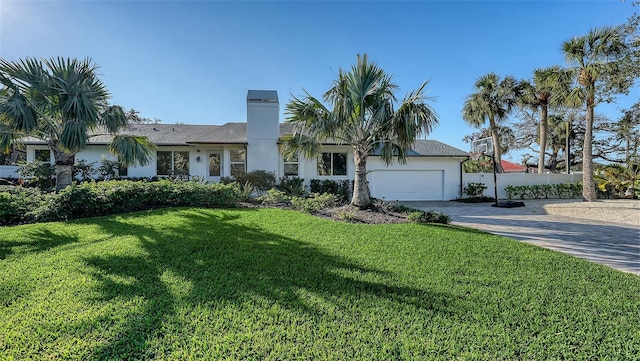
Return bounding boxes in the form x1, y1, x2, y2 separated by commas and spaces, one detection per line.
242, 201, 410, 224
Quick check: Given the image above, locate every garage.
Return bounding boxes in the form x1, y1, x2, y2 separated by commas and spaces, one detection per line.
368, 169, 445, 201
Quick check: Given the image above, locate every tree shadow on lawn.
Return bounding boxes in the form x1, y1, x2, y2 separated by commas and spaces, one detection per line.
0, 227, 81, 260
82, 208, 460, 359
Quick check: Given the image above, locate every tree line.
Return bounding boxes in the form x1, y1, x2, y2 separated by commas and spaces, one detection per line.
461, 15, 639, 201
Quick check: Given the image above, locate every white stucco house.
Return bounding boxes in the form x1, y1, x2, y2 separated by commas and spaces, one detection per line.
16, 90, 470, 201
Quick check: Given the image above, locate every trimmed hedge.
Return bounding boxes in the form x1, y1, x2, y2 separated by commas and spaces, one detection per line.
0, 180, 242, 226
504, 183, 582, 200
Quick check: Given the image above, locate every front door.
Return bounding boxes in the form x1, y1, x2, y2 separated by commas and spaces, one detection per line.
207, 152, 222, 182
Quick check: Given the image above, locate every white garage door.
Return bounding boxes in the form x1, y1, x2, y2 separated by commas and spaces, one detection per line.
369, 170, 444, 201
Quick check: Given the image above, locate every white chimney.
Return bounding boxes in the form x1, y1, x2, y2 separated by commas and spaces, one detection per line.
246, 90, 279, 174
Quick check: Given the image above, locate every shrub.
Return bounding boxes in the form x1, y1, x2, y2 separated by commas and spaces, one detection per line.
309, 179, 350, 201
407, 210, 450, 224
257, 188, 291, 204
17, 161, 55, 190
290, 193, 339, 213
276, 176, 305, 196
96, 158, 120, 180
337, 210, 357, 221
233, 170, 277, 193
0, 186, 48, 225
504, 183, 582, 200
0, 192, 17, 225
463, 182, 487, 198
25, 180, 243, 224
73, 159, 96, 182
236, 181, 255, 201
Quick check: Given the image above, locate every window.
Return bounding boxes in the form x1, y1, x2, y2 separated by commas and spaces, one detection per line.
317, 152, 347, 176
35, 149, 51, 163
283, 153, 299, 176
208, 153, 221, 177
229, 149, 246, 177
156, 151, 190, 176
117, 158, 128, 177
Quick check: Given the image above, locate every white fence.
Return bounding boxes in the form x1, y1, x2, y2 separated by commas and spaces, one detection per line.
463, 173, 582, 199
0, 165, 20, 178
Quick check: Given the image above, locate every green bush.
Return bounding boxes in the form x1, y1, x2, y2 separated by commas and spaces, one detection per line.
257, 188, 291, 204
0, 180, 243, 225
0, 192, 17, 224
290, 193, 339, 213
504, 183, 582, 200
407, 210, 450, 224
73, 159, 96, 182
96, 158, 120, 180
17, 161, 55, 190
0, 186, 48, 225
309, 179, 350, 201
463, 182, 487, 198
225, 170, 276, 193
276, 176, 305, 196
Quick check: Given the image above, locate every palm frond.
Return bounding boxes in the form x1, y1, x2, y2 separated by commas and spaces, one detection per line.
109, 135, 155, 166
59, 118, 89, 152
0, 85, 39, 132
0, 121, 23, 154
100, 105, 128, 134
279, 133, 321, 161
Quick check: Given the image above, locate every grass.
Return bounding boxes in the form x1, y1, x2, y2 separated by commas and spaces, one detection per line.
1, 207, 638, 360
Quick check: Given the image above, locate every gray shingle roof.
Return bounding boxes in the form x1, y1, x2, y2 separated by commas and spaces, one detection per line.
22, 124, 221, 146
410, 140, 469, 157
22, 123, 468, 157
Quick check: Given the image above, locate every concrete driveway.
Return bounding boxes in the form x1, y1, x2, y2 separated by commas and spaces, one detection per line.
402, 199, 640, 276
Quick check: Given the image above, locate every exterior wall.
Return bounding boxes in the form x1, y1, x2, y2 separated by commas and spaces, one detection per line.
0, 165, 20, 178
463, 172, 581, 199
22, 144, 247, 180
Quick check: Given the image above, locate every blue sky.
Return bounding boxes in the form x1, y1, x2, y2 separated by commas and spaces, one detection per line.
1, 0, 637, 162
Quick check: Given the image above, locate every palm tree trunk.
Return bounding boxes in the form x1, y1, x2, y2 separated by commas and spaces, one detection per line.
488, 116, 504, 173
549, 146, 559, 173
351, 148, 370, 207
538, 105, 548, 174
582, 90, 597, 202
52, 147, 75, 192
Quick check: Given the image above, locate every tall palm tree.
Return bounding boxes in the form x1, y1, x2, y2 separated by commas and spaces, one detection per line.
521, 66, 571, 173
0, 57, 154, 191
284, 54, 439, 207
462, 73, 522, 173
562, 26, 628, 201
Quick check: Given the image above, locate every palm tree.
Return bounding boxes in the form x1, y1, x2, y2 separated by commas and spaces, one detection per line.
284, 54, 439, 207
0, 57, 154, 191
562, 26, 628, 201
462, 73, 522, 173
521, 66, 571, 173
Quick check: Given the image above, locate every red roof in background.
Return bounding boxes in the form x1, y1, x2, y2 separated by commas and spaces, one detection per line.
501, 160, 526, 172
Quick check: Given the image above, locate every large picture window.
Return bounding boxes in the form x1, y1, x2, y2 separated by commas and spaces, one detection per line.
283, 153, 299, 176
35, 149, 51, 163
157, 151, 190, 176
317, 152, 347, 176
229, 149, 246, 177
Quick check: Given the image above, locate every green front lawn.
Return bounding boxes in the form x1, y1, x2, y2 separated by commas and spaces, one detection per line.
1, 208, 638, 359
